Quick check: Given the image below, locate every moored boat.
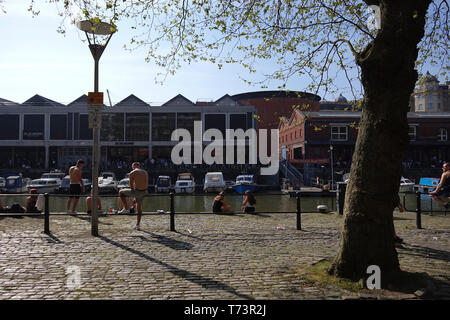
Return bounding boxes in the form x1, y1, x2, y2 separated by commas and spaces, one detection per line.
233, 175, 257, 194
175, 173, 195, 194
203, 172, 226, 193
98, 172, 118, 194
0, 177, 5, 192
399, 177, 415, 193
156, 175, 171, 193
3, 175, 30, 193
415, 177, 440, 194
27, 178, 60, 193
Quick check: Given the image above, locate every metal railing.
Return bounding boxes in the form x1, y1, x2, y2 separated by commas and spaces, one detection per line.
5, 190, 443, 235
0, 191, 338, 235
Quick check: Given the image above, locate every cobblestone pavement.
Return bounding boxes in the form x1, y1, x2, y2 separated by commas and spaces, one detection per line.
0, 211, 449, 300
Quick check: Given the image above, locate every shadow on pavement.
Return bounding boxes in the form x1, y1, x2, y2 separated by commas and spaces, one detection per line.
138, 231, 194, 250
98, 235, 253, 300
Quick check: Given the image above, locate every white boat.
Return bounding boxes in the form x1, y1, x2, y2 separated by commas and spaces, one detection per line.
27, 178, 60, 193
118, 178, 130, 190
4, 175, 30, 193
98, 172, 118, 194
0, 177, 5, 192
399, 177, 414, 193
41, 170, 65, 186
203, 172, 226, 193
175, 173, 195, 193
155, 175, 171, 193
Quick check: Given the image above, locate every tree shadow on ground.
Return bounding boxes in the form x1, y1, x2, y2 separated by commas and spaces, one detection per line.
139, 231, 194, 250
398, 243, 450, 263
98, 235, 253, 299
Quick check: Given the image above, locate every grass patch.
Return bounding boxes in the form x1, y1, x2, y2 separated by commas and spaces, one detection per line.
298, 259, 363, 292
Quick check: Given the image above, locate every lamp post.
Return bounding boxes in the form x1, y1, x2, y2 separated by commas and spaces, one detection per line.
76, 19, 116, 236
329, 145, 334, 190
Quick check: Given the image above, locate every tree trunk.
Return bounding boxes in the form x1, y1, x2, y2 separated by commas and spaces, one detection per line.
329, 0, 431, 281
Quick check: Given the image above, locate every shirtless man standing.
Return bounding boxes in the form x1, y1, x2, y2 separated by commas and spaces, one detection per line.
67, 160, 85, 214
119, 162, 148, 230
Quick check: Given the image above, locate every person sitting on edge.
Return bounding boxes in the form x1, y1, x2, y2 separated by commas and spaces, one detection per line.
429, 162, 450, 210
25, 188, 42, 214
241, 190, 256, 213
0, 198, 8, 213
117, 197, 135, 213
118, 162, 148, 230
212, 191, 231, 213
86, 191, 102, 215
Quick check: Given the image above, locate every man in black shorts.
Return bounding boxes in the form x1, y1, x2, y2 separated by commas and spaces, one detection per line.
67, 160, 85, 214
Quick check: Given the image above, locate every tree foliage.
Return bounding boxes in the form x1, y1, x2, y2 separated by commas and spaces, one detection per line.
26, 0, 449, 99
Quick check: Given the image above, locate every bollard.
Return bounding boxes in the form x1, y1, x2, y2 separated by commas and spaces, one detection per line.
296, 192, 301, 230
336, 182, 346, 215
170, 192, 175, 232
416, 191, 422, 229
44, 193, 50, 234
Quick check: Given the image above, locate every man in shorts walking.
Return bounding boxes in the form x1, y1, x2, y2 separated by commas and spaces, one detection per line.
67, 160, 85, 214
118, 162, 148, 230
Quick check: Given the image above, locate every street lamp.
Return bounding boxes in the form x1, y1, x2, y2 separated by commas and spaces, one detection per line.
329, 145, 334, 190
76, 19, 116, 236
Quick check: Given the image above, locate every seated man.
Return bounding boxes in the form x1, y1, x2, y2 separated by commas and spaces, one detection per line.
118, 162, 148, 230
25, 189, 42, 213
86, 191, 102, 215
430, 162, 450, 210
212, 191, 231, 213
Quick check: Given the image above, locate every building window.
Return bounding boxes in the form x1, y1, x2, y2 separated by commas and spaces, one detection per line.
229, 114, 248, 131
204, 114, 226, 136
177, 112, 201, 138
50, 114, 68, 140
126, 113, 149, 141
331, 126, 348, 141
23, 115, 45, 140
79, 114, 93, 140
408, 125, 416, 141
152, 113, 176, 141
428, 103, 433, 109
101, 113, 124, 141
0, 115, 19, 140
418, 104, 423, 110
438, 128, 448, 141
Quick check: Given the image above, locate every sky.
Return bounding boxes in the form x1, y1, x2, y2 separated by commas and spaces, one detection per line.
0, 0, 445, 106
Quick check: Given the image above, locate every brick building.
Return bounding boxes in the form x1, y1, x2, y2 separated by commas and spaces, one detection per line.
279, 110, 450, 181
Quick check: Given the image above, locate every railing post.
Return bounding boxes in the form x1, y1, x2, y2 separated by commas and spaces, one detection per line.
170, 192, 175, 232
296, 192, 301, 230
416, 191, 422, 229
44, 193, 50, 234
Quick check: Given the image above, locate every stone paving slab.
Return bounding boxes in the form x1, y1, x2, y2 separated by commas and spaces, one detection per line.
0, 211, 449, 300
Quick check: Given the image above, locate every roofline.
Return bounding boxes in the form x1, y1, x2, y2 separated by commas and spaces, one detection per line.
231, 90, 321, 102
